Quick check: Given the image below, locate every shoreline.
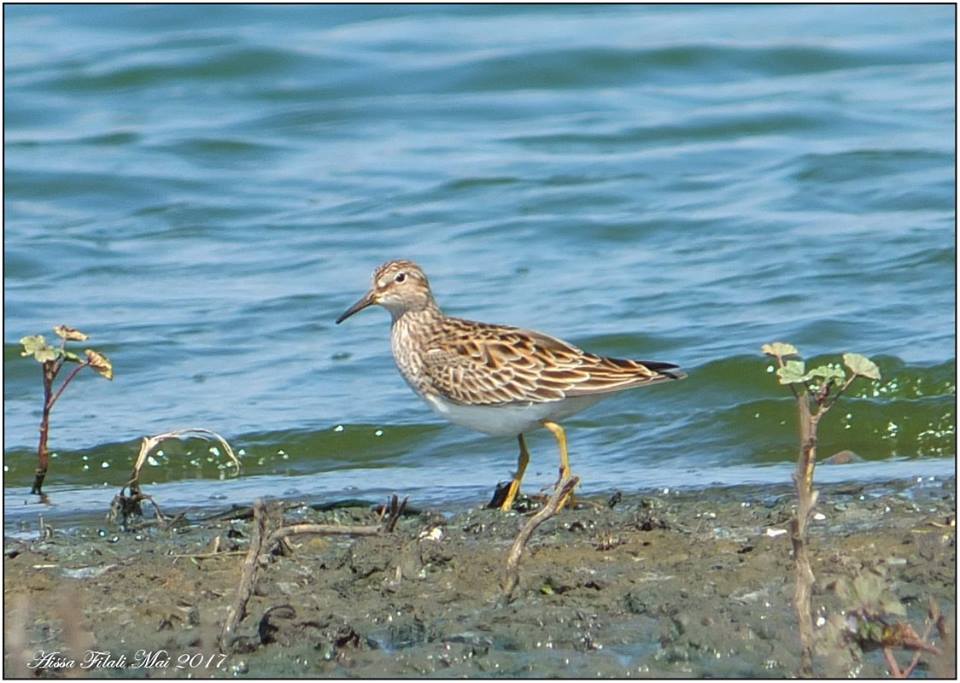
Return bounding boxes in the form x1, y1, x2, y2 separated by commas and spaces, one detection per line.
3, 476, 956, 677
3, 454, 955, 532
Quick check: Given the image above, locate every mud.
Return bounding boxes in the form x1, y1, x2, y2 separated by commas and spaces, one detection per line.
3, 477, 955, 678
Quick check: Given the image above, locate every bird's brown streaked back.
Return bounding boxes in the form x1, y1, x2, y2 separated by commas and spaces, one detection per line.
415, 317, 685, 406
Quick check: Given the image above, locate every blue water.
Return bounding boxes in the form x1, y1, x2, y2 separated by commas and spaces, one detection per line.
4, 4, 955, 524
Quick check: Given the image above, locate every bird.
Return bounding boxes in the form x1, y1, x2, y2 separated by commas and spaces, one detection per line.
335, 259, 685, 511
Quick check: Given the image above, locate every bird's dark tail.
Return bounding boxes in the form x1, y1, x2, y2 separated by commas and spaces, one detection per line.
640, 360, 687, 381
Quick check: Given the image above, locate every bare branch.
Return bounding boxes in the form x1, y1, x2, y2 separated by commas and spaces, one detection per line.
126, 428, 241, 494
219, 499, 269, 653
501, 475, 579, 599
901, 600, 943, 678
218, 494, 407, 652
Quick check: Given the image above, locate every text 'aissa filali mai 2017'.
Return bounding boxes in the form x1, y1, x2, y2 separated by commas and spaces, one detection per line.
28, 649, 229, 671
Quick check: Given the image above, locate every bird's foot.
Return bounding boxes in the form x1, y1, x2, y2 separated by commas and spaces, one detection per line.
487, 479, 524, 511
498, 478, 523, 512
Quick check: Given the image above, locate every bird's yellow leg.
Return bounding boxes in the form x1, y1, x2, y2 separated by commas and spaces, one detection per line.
499, 434, 530, 511
542, 420, 576, 510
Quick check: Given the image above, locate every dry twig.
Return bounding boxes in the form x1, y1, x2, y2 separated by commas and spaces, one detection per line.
171, 550, 246, 561
885, 600, 944, 678
217, 494, 408, 653
127, 428, 240, 495
108, 428, 240, 527
501, 475, 579, 599
218, 499, 269, 653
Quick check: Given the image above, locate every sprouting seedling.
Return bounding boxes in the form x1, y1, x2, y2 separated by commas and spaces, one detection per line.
20, 325, 114, 496
761, 342, 881, 676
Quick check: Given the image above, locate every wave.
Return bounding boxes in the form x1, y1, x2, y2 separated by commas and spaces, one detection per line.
677, 355, 955, 463
453, 42, 952, 92
3, 355, 952, 489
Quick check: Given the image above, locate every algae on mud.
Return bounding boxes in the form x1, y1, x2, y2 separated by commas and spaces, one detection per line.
3, 477, 955, 678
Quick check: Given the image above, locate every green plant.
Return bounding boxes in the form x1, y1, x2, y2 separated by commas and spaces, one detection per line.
20, 325, 113, 496
822, 568, 944, 677
761, 342, 881, 676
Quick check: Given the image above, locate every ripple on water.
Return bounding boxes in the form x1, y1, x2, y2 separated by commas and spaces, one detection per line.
4, 4, 954, 514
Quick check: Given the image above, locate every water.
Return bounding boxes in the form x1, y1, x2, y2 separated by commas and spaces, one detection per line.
4, 5, 955, 526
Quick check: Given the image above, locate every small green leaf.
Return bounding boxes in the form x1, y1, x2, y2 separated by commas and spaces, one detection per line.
34, 347, 60, 363
20, 335, 46, 356
85, 349, 114, 380
62, 351, 84, 364
53, 325, 89, 342
858, 619, 884, 645
762, 342, 799, 358
20, 335, 61, 363
879, 594, 907, 617
804, 365, 846, 383
843, 353, 881, 381
777, 359, 806, 384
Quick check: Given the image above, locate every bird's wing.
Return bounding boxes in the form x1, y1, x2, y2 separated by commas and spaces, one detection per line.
421, 318, 683, 405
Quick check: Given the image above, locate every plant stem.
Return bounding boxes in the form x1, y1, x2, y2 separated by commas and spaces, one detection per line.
823, 374, 857, 412
31, 361, 57, 495
47, 361, 90, 411
792, 394, 821, 676
31, 359, 91, 495
883, 647, 904, 678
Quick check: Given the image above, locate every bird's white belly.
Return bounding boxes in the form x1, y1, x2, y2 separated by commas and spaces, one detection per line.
422, 393, 606, 436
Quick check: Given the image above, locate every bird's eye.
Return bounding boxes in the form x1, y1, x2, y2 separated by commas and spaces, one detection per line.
395, 272, 406, 283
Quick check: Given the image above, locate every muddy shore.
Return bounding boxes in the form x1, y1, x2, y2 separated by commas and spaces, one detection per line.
3, 476, 955, 678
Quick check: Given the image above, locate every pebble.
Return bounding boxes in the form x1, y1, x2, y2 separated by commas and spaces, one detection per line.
420, 527, 444, 542
823, 450, 863, 465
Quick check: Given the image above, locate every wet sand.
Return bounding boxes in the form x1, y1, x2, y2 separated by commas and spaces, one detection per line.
3, 477, 955, 678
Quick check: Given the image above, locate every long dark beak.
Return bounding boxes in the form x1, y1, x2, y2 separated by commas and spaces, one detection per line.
335, 289, 376, 324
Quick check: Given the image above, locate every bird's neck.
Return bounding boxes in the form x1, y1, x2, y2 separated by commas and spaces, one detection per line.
390, 299, 443, 326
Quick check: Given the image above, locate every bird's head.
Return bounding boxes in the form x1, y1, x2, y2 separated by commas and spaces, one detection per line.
336, 259, 436, 323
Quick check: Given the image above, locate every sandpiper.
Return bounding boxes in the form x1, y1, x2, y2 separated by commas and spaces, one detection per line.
336, 259, 685, 511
